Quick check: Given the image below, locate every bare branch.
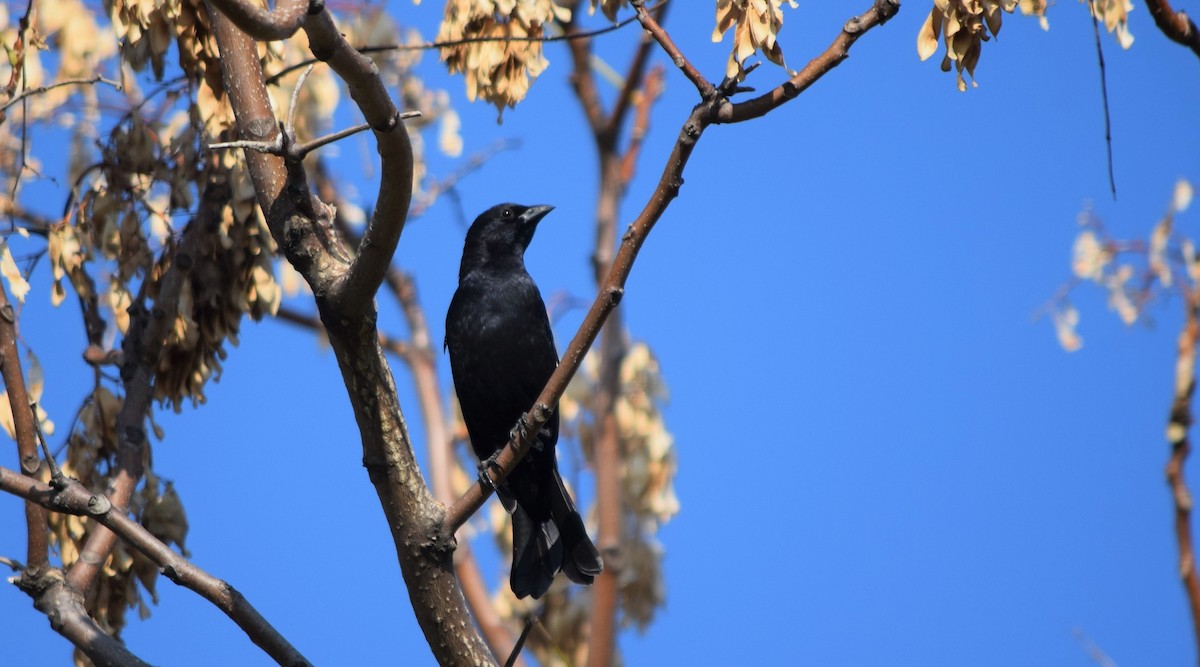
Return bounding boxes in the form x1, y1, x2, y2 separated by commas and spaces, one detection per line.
15, 566, 153, 667
0, 467, 312, 667
0, 75, 122, 116
630, 0, 712, 97
1144, 0, 1200, 60
264, 3, 668, 87
1167, 288, 1200, 657
300, 10, 413, 316
448, 0, 901, 532
205, 4, 292, 222
207, 3, 497, 662
605, 2, 669, 144
66, 176, 227, 596
619, 66, 664, 193
204, 0, 310, 41
0, 277, 48, 571
275, 305, 411, 359
721, 0, 901, 123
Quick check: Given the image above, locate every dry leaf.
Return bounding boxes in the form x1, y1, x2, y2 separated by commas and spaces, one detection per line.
1054, 302, 1083, 352
0, 239, 31, 302
1175, 179, 1194, 213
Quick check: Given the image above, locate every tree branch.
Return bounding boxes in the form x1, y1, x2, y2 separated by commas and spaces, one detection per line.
313, 163, 526, 665
448, 0, 900, 534
1143, 0, 1200, 60
302, 10, 413, 317
447, 87, 719, 531
1, 467, 313, 666
206, 3, 497, 662
721, 0, 901, 123
66, 174, 228, 597
605, 2, 667, 145
264, 2, 668, 87
0, 277, 48, 572
203, 0, 310, 41
630, 0, 711, 97
15, 566, 153, 667
0, 75, 122, 117
1167, 287, 1200, 658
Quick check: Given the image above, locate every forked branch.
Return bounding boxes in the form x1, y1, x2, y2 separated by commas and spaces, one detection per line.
446, 0, 901, 532
0, 467, 312, 666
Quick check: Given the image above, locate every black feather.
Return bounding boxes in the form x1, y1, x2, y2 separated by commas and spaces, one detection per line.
446, 203, 603, 600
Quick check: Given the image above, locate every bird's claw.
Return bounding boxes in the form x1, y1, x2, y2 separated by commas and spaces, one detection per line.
477, 452, 502, 491
510, 412, 545, 451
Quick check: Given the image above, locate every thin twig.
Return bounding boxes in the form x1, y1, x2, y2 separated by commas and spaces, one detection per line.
1073, 627, 1118, 667
722, 0, 901, 122
504, 617, 536, 667
29, 401, 61, 478
0, 75, 123, 116
264, 1, 669, 86
630, 0, 711, 97
446, 0, 901, 532
1088, 0, 1118, 200
0, 555, 25, 571
287, 64, 316, 132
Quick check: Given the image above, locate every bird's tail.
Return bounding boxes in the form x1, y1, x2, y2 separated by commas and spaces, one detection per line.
550, 469, 603, 586
509, 471, 603, 600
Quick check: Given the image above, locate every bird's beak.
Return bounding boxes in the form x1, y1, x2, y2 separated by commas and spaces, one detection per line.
519, 205, 555, 227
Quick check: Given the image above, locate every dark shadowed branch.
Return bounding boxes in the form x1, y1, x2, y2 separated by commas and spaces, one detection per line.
16, 565, 153, 667
206, 0, 498, 663
66, 178, 231, 598
1143, 0, 1200, 59
204, 0, 309, 41
0, 467, 313, 666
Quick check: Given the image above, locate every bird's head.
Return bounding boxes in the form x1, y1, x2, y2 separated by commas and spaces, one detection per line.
459, 203, 554, 276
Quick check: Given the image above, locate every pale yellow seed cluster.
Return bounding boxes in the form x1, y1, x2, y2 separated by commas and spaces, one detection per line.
1086, 0, 1134, 49
918, 0, 1131, 90
437, 0, 571, 111
917, 0, 1019, 91
712, 0, 797, 80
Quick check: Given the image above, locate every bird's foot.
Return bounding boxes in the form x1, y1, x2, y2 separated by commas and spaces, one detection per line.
510, 412, 545, 452
477, 452, 502, 491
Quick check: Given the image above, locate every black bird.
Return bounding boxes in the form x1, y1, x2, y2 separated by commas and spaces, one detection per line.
445, 203, 603, 600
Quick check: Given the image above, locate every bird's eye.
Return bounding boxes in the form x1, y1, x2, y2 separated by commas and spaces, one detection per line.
502, 208, 513, 218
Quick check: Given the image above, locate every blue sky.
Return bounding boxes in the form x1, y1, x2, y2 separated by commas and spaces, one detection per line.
3, 1, 1200, 665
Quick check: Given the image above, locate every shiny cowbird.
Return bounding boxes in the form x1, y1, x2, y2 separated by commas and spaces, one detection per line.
445, 203, 603, 599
